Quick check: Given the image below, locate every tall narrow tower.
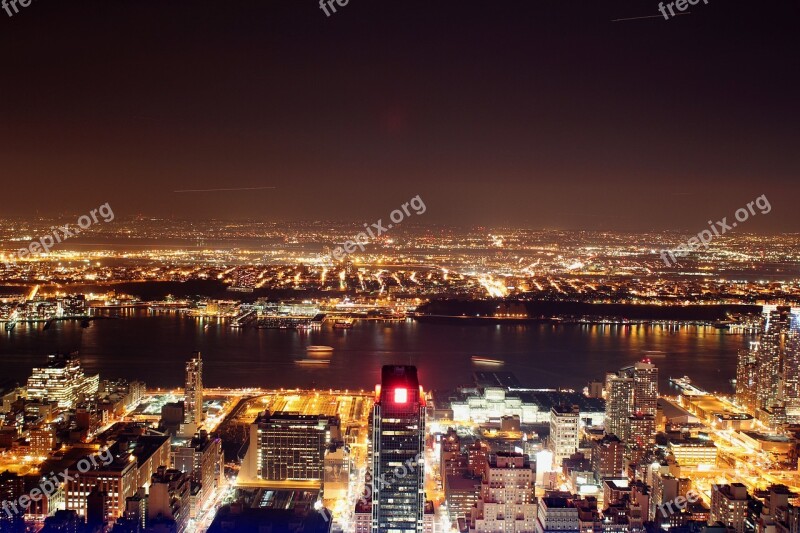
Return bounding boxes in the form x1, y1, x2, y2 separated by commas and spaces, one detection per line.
623, 360, 659, 417
371, 365, 426, 533
184, 352, 204, 430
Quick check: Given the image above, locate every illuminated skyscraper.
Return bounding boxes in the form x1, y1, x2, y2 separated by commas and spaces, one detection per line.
183, 352, 204, 432
605, 361, 659, 445
785, 320, 800, 420
604, 373, 634, 440
756, 310, 786, 413
735, 307, 800, 425
371, 365, 426, 533
736, 341, 759, 413
623, 360, 659, 417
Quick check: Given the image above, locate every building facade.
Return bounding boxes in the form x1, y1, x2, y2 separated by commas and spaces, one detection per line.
254, 412, 337, 482
371, 365, 426, 533
550, 406, 580, 468
470, 452, 537, 533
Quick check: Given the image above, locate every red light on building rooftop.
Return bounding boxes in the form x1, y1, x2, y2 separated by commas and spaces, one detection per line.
394, 388, 408, 404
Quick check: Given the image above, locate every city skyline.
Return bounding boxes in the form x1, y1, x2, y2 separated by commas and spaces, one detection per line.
2, 1, 800, 532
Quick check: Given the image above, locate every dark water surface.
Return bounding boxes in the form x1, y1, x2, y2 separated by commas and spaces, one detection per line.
0, 310, 747, 393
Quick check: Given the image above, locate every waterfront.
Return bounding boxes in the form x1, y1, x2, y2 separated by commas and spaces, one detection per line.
0, 310, 747, 392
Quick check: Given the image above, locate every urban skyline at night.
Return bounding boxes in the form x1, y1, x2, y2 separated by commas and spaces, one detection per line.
2, 1, 799, 532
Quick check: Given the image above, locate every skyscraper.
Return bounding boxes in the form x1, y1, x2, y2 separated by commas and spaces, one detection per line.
604, 373, 634, 440
735, 307, 800, 426
605, 361, 659, 446
736, 341, 759, 413
183, 352, 204, 433
371, 365, 426, 533
785, 319, 800, 420
549, 405, 580, 468
624, 360, 659, 418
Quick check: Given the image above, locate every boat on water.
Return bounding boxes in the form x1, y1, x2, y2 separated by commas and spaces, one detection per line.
306, 345, 334, 353
333, 319, 354, 329
297, 359, 331, 365
471, 356, 503, 365
670, 376, 692, 387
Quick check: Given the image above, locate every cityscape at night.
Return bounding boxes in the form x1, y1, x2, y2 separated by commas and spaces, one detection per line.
2, 1, 800, 533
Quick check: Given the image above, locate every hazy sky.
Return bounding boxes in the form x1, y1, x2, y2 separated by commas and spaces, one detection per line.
1, 0, 798, 231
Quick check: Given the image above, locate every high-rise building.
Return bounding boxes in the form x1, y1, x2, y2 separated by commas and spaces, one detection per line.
549, 405, 580, 468
467, 440, 490, 478
183, 352, 204, 433
784, 324, 800, 421
758, 310, 787, 414
604, 374, 634, 440
627, 413, 656, 462
253, 412, 338, 482
736, 341, 759, 413
604, 361, 659, 448
173, 430, 223, 515
26, 353, 99, 409
371, 365, 426, 533
735, 307, 800, 426
148, 467, 191, 533
622, 361, 659, 418
470, 452, 536, 533
591, 434, 624, 482
441, 427, 467, 476
710, 483, 749, 533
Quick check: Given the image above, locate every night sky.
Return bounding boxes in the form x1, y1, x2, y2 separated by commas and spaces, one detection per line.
1, 0, 798, 231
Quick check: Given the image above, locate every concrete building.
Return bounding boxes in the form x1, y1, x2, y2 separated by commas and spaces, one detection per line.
535, 496, 579, 533
451, 388, 605, 427
590, 434, 624, 482
445, 474, 480, 524
710, 483, 749, 533
668, 438, 718, 467
470, 452, 536, 533
65, 435, 171, 520
148, 467, 191, 533
173, 430, 223, 516
550, 406, 580, 468
26, 353, 99, 410
253, 412, 338, 482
